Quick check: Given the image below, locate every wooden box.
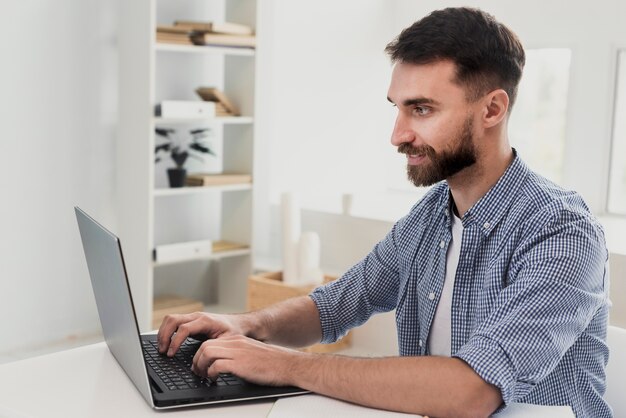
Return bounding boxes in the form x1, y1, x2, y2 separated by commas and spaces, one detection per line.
247, 271, 351, 353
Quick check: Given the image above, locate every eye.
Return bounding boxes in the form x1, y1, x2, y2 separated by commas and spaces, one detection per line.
413, 106, 431, 116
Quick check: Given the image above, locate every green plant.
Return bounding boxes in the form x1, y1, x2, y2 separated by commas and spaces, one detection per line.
154, 127, 216, 169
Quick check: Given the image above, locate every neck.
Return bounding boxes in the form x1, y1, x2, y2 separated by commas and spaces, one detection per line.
447, 144, 514, 217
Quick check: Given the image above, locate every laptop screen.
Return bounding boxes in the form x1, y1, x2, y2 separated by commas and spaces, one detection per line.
75, 207, 154, 407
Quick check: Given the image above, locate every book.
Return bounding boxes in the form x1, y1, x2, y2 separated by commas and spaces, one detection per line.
174, 20, 254, 36
156, 24, 193, 34
185, 173, 252, 186
156, 25, 194, 45
195, 87, 240, 116
156, 35, 193, 46
191, 32, 256, 48
215, 103, 232, 117
186, 173, 252, 186
212, 240, 249, 253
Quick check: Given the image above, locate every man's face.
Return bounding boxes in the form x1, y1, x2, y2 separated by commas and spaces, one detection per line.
387, 60, 478, 187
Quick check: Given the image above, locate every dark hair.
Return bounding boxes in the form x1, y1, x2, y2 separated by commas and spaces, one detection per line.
385, 7, 525, 110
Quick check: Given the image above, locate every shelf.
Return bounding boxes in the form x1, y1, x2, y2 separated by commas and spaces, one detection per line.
153, 116, 254, 125
119, 0, 258, 331
153, 247, 251, 267
154, 183, 252, 197
155, 42, 255, 57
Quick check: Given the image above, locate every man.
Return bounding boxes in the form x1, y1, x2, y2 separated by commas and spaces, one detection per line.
158, 7, 611, 418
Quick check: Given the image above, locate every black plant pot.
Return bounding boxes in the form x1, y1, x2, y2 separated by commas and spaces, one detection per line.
167, 168, 187, 188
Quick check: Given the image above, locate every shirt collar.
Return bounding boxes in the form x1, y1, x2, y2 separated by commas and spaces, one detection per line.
441, 149, 529, 235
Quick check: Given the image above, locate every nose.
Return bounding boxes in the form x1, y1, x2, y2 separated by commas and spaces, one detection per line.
390, 112, 415, 147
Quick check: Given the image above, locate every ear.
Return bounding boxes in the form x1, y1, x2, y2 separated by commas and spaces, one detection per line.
481, 89, 509, 129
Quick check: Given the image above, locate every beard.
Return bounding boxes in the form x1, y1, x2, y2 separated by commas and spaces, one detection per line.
398, 117, 477, 187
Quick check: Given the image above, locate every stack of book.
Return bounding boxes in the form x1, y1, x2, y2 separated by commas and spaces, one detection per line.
175, 20, 256, 49
156, 21, 255, 48
185, 173, 252, 187
156, 25, 194, 45
212, 240, 250, 253
196, 87, 240, 116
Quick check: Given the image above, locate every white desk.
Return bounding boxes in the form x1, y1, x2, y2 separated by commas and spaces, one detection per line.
0, 343, 574, 418
0, 342, 273, 417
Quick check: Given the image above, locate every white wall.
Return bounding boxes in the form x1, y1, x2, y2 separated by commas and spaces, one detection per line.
0, 0, 118, 354
253, 0, 398, 259
257, 0, 626, 226
256, 0, 626, 253
256, 0, 626, 346
1, 0, 624, 359
394, 0, 625, 214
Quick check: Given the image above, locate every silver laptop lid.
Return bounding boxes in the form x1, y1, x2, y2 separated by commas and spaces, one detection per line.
75, 207, 154, 407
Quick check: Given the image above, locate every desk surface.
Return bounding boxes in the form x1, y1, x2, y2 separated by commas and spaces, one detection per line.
0, 342, 574, 418
0, 342, 274, 417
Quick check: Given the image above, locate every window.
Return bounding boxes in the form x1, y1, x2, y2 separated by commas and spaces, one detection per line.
608, 49, 626, 215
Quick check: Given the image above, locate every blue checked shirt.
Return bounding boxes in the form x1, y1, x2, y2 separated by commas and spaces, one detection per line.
310, 153, 611, 417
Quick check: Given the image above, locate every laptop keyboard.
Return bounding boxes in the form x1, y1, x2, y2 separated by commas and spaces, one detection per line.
142, 338, 243, 391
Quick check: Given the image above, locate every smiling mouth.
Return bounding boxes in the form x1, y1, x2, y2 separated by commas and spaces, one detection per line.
405, 153, 428, 167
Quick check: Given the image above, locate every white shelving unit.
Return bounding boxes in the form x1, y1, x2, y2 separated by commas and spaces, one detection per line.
118, 0, 258, 332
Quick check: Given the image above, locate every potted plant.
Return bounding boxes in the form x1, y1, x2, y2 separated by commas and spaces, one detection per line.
154, 127, 216, 187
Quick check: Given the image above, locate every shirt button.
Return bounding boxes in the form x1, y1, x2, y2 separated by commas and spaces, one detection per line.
439, 240, 445, 248
418, 339, 423, 347
428, 292, 435, 300
483, 222, 490, 229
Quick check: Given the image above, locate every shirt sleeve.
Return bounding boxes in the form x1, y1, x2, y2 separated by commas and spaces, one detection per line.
453, 207, 609, 407
309, 220, 402, 344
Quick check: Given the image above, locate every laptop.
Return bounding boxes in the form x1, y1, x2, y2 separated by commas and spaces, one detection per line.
74, 207, 308, 409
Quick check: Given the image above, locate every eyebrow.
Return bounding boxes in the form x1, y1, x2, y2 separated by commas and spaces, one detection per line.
386, 96, 440, 107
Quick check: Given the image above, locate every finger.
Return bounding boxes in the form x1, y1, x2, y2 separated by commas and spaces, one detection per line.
192, 345, 234, 376
157, 313, 197, 353
206, 359, 235, 381
167, 318, 211, 356
192, 345, 234, 377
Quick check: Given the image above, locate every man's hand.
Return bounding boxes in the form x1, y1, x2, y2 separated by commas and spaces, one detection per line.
157, 312, 248, 356
188, 334, 500, 417
191, 335, 301, 386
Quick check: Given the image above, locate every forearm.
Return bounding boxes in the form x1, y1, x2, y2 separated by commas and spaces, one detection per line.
239, 296, 322, 347
287, 354, 501, 418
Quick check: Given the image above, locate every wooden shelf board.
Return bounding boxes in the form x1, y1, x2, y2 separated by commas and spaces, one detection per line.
155, 42, 255, 56
153, 183, 252, 197
153, 116, 254, 125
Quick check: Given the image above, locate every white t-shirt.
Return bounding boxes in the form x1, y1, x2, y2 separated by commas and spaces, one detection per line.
428, 209, 463, 357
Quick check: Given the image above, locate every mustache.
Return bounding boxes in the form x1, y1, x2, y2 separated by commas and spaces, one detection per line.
397, 143, 436, 157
